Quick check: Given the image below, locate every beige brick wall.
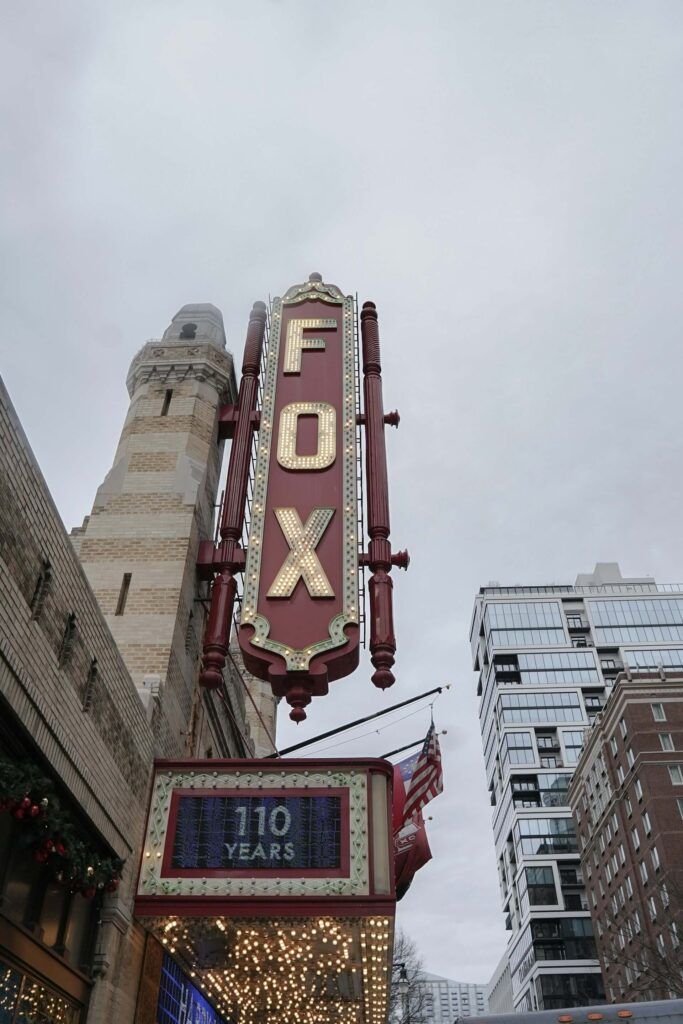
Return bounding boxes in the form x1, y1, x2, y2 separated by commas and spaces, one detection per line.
72, 313, 258, 762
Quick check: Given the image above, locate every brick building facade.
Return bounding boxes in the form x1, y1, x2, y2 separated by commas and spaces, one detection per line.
568, 672, 683, 1002
0, 301, 277, 1021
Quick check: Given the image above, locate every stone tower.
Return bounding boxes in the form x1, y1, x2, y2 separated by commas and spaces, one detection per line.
72, 303, 253, 757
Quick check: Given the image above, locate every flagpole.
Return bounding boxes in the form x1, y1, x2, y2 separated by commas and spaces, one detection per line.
271, 684, 450, 757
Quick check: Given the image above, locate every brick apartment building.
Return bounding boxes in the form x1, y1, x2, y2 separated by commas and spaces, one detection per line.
568, 672, 683, 1002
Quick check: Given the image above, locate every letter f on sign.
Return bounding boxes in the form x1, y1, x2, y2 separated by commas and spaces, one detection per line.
267, 508, 335, 598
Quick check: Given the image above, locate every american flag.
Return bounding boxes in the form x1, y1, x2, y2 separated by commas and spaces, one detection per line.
402, 724, 443, 825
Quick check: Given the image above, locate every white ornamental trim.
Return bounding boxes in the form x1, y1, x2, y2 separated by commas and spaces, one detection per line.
137, 768, 369, 898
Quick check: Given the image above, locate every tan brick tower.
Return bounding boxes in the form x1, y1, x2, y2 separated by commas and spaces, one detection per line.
72, 303, 254, 757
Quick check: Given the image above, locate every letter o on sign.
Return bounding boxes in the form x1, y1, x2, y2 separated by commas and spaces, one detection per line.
277, 401, 336, 471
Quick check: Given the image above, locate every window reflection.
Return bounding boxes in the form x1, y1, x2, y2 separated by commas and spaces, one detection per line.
590, 599, 683, 644
0, 960, 80, 1024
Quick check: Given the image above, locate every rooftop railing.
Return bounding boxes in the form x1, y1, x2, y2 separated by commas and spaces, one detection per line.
479, 582, 683, 596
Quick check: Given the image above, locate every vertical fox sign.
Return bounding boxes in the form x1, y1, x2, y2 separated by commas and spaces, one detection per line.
198, 274, 407, 721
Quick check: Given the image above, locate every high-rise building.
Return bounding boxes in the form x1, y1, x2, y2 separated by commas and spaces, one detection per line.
470, 562, 683, 1011
486, 950, 514, 1013
419, 973, 487, 1021
568, 671, 683, 1002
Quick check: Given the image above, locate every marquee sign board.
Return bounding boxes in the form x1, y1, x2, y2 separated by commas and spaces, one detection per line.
239, 281, 360, 716
135, 758, 394, 916
165, 790, 347, 875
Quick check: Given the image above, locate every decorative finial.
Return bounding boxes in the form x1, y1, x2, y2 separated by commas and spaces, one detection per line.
309, 272, 323, 283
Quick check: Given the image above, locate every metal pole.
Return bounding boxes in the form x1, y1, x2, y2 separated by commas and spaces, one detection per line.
272, 685, 447, 757
199, 301, 267, 689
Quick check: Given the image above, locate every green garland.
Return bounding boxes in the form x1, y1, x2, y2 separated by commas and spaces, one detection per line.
0, 757, 123, 899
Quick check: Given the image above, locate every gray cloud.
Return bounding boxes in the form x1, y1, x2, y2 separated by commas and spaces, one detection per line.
3, 0, 683, 983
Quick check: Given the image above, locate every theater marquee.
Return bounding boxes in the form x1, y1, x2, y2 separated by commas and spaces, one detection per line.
136, 758, 392, 909
135, 758, 395, 1024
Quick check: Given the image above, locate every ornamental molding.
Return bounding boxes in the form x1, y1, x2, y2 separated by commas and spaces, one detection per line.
127, 340, 236, 399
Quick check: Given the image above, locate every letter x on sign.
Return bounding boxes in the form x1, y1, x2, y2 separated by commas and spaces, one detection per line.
267, 508, 335, 598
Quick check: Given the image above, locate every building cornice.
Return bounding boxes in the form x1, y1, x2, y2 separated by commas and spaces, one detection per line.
126, 339, 236, 400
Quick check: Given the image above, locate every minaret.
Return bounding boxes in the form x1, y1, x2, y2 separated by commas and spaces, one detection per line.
72, 303, 250, 757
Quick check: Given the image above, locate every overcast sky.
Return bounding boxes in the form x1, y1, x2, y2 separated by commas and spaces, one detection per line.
3, 0, 683, 986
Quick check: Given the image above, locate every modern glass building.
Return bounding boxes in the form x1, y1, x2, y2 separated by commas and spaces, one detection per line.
470, 563, 683, 1012
419, 973, 487, 1021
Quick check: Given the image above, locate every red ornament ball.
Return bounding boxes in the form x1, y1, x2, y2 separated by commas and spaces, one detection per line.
12, 808, 25, 820
20, 796, 31, 810
30, 804, 41, 818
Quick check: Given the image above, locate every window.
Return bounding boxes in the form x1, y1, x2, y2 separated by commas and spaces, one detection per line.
631, 826, 640, 850
620, 718, 628, 739
562, 731, 585, 766
660, 733, 674, 751
626, 747, 635, 768
635, 778, 643, 801
661, 882, 670, 907
617, 765, 625, 785
643, 811, 652, 835
625, 875, 633, 899
589, 599, 683, 646
514, 818, 578, 857
656, 932, 666, 956
606, 862, 612, 884
669, 765, 683, 785
612, 811, 619, 833
640, 861, 649, 884
161, 388, 173, 416
610, 737, 618, 757
649, 897, 657, 921
82, 658, 98, 712
567, 614, 583, 629
115, 573, 132, 616
618, 843, 626, 866
499, 691, 583, 724
652, 703, 666, 722
634, 910, 642, 934
58, 613, 77, 667
29, 560, 52, 619
625, 796, 633, 816
671, 922, 680, 947
524, 867, 558, 906
601, 658, 617, 670
651, 846, 660, 871
678, 798, 683, 820
483, 601, 567, 652
501, 650, 599, 686
501, 732, 535, 770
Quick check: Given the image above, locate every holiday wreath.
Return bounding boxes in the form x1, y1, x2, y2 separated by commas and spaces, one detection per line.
0, 757, 123, 899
